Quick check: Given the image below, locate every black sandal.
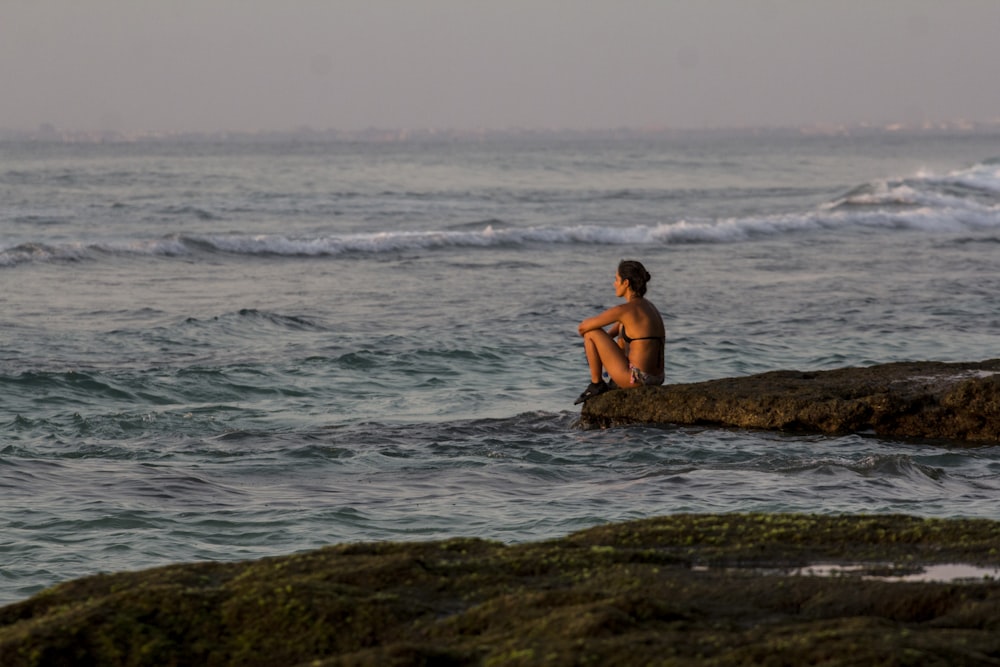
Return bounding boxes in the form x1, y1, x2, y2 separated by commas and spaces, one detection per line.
574, 380, 611, 405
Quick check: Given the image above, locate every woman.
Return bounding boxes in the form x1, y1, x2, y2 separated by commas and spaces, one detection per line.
575, 260, 665, 404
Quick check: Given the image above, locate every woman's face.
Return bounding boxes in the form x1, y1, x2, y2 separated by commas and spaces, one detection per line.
614, 272, 627, 297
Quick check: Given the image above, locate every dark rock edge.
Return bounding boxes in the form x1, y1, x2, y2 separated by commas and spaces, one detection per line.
580, 359, 1000, 444
5, 513, 1000, 666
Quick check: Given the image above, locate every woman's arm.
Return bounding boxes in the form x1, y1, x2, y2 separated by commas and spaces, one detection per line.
577, 304, 628, 337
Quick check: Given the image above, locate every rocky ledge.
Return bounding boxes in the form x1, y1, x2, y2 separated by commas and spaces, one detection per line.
580, 359, 1000, 443
4, 513, 1000, 666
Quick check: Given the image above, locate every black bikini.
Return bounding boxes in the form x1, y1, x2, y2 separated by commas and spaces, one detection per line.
620, 325, 665, 344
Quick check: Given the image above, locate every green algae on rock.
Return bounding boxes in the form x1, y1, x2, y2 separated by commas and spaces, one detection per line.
580, 359, 1000, 444
4, 513, 1000, 666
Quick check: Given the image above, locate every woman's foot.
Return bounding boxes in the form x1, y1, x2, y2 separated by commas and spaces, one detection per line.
574, 380, 611, 405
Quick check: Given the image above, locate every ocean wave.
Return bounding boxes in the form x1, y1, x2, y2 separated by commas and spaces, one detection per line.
2, 211, 996, 267
4, 161, 999, 268
925, 160, 1000, 195
827, 161, 1000, 212
0, 238, 189, 267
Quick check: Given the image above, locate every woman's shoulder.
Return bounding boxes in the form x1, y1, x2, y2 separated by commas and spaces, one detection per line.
635, 299, 665, 328
631, 297, 660, 315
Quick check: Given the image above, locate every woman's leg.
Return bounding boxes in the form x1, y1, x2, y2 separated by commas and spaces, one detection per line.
583, 329, 631, 386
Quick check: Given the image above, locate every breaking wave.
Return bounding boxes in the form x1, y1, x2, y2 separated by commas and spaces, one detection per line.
4, 161, 999, 267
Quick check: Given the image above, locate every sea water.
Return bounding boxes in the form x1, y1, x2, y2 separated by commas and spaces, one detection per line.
2, 130, 1000, 604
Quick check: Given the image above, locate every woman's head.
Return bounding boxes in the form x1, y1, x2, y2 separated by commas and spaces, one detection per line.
617, 259, 651, 297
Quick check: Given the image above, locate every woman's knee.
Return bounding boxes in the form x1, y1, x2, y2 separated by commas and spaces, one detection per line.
583, 329, 611, 344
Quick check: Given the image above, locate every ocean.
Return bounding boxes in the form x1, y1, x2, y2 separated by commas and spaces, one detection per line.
2, 129, 1000, 605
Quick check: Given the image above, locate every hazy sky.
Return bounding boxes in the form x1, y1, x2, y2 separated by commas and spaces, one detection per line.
3, 1, 999, 133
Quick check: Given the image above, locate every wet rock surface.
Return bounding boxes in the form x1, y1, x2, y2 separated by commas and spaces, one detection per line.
580, 359, 1000, 443
4, 513, 1000, 666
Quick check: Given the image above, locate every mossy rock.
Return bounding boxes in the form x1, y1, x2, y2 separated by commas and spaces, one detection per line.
4, 513, 1000, 665
580, 359, 1000, 444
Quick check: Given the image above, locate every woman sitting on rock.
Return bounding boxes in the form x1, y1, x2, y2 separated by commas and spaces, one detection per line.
575, 259, 665, 404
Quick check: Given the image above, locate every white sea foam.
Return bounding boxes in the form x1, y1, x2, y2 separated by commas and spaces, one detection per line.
695, 562, 1000, 583
3, 159, 999, 268
901, 370, 1000, 386
3, 202, 999, 268
167, 191, 1000, 253
929, 161, 1000, 194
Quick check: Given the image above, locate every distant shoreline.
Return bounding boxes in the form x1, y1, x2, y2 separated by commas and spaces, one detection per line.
4, 120, 1000, 145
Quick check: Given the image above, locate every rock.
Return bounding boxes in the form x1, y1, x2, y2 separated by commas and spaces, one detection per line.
580, 359, 1000, 443
4, 513, 1000, 666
